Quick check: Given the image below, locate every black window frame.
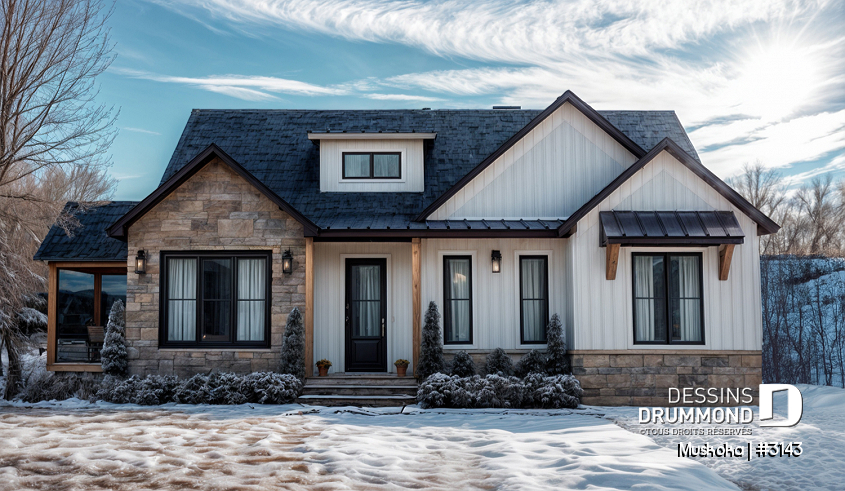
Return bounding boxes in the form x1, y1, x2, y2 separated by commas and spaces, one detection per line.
341, 152, 402, 179
631, 251, 705, 345
519, 255, 550, 345
443, 255, 473, 345
160, 250, 272, 349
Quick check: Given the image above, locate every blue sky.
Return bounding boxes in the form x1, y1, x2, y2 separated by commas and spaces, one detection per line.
104, 0, 845, 201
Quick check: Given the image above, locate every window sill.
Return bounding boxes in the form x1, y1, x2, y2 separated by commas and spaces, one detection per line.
47, 363, 103, 373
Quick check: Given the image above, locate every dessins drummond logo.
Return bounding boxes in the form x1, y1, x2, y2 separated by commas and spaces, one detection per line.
639, 384, 804, 427
759, 384, 803, 427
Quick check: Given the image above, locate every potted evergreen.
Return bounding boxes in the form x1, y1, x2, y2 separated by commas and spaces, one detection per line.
316, 359, 332, 376
394, 359, 410, 377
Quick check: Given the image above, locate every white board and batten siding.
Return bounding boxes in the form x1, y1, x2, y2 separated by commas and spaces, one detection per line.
312, 242, 414, 373
431, 102, 637, 220
568, 150, 763, 351
420, 238, 571, 351
318, 139, 425, 192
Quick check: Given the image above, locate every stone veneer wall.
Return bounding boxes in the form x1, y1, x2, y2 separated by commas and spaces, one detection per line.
572, 350, 763, 406
125, 159, 306, 377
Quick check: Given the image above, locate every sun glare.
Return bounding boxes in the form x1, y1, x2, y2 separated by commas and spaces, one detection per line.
732, 41, 822, 121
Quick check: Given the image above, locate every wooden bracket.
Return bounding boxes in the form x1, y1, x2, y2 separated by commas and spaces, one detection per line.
606, 243, 620, 280
719, 244, 735, 281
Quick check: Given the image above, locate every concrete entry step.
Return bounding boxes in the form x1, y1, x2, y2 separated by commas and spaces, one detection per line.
297, 394, 417, 407
298, 373, 419, 407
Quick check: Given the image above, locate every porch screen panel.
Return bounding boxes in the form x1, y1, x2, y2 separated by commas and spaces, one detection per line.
444, 257, 472, 343
237, 258, 266, 341
167, 258, 196, 341
633, 255, 666, 342
100, 275, 127, 325
669, 255, 702, 342
351, 265, 381, 336
520, 256, 548, 343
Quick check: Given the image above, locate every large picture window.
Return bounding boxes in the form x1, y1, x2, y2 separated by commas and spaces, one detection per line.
443, 256, 472, 344
633, 252, 704, 344
520, 256, 549, 344
161, 251, 271, 347
342, 152, 401, 179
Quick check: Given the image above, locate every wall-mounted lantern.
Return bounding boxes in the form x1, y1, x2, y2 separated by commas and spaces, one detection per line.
491, 250, 502, 273
282, 249, 293, 274
135, 250, 147, 274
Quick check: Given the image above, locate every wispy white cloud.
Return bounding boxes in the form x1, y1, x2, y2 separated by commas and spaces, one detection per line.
142, 0, 845, 184
151, 0, 817, 64
122, 127, 161, 136
113, 68, 348, 100
364, 93, 443, 102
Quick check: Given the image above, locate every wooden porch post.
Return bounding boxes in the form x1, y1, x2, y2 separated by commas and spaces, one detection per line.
47, 262, 58, 367
411, 238, 421, 376
304, 237, 314, 377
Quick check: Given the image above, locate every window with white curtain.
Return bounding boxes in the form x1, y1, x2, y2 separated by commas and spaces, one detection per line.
342, 152, 401, 179
520, 256, 549, 344
443, 256, 472, 344
633, 253, 704, 344
162, 251, 270, 347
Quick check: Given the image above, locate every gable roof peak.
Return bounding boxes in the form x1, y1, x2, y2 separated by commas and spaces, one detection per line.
107, 143, 318, 240
556, 137, 780, 237
414, 89, 647, 221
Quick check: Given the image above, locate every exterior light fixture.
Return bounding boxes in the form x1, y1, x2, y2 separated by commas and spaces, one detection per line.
491, 250, 502, 273
135, 250, 147, 274
282, 249, 293, 274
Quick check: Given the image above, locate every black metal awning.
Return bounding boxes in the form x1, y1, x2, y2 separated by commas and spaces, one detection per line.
599, 211, 744, 246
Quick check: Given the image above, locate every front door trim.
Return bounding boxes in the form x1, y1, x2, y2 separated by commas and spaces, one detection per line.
344, 257, 388, 372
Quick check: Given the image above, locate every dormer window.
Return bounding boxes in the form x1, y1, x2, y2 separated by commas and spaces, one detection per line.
342, 152, 401, 179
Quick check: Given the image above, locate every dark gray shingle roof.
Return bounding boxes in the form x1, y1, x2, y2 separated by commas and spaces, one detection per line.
160, 108, 699, 228
34, 201, 137, 261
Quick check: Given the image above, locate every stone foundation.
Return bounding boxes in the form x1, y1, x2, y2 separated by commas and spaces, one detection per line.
572, 350, 763, 406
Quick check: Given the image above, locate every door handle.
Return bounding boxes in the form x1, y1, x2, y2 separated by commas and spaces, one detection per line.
381, 318, 385, 338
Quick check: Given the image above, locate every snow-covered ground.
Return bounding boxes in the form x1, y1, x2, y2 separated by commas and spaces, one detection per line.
595, 384, 845, 491
0, 401, 733, 490
0, 384, 841, 490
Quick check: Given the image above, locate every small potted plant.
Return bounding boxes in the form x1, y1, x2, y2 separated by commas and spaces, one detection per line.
394, 359, 410, 377
316, 359, 332, 376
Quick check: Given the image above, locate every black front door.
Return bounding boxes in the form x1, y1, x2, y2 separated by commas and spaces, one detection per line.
345, 259, 387, 372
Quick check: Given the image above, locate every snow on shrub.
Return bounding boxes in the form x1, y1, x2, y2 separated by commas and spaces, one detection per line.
450, 350, 476, 377
279, 308, 305, 379
514, 349, 548, 377
101, 300, 128, 377
545, 314, 570, 375
523, 372, 583, 409
417, 373, 582, 409
21, 372, 100, 403
96, 371, 303, 406
416, 302, 446, 379
484, 348, 514, 376
16, 307, 47, 333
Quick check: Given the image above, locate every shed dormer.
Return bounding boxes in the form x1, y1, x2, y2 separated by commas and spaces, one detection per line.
308, 132, 435, 192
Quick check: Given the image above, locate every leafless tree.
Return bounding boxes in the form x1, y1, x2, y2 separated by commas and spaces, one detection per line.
0, 0, 116, 399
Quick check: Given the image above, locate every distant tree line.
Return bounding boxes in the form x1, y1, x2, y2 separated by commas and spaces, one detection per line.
730, 163, 845, 386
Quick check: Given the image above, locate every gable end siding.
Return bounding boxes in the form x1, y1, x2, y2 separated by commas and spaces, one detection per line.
431, 102, 638, 220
